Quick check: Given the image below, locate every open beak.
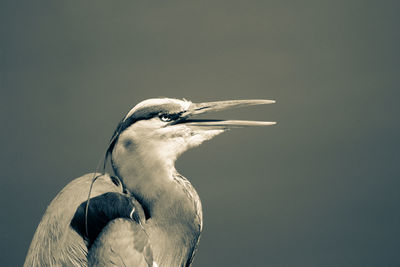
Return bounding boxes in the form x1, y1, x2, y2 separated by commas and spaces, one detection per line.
174, 99, 276, 128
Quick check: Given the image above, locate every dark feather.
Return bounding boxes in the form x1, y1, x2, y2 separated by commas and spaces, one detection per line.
71, 192, 144, 247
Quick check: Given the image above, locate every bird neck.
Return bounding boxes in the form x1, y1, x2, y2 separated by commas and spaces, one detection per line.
112, 143, 177, 210
112, 140, 202, 265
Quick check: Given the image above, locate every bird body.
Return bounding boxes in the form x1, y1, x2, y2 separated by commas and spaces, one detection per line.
24, 98, 275, 266
24, 173, 124, 266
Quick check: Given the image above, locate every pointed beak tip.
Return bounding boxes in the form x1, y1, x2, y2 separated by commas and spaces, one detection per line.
259, 99, 275, 104
260, 121, 277, 126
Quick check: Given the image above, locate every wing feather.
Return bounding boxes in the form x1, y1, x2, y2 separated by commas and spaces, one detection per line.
88, 218, 154, 267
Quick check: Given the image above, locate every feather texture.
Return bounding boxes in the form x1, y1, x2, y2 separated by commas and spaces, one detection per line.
24, 174, 128, 266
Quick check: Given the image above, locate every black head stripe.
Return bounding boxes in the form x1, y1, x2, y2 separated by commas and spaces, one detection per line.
106, 103, 185, 156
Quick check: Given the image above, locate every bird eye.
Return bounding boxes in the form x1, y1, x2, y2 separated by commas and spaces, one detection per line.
159, 114, 172, 122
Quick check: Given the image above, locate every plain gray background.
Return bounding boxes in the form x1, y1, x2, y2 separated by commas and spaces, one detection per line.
1, 1, 399, 266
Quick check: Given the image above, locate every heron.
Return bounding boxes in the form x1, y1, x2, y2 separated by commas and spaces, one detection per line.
24, 98, 275, 267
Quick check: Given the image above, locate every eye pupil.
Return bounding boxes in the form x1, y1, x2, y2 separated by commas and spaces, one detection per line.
160, 115, 172, 122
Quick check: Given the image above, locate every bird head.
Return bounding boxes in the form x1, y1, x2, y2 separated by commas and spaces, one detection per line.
108, 98, 275, 166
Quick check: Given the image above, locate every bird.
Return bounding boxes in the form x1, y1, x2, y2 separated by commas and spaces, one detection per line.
24, 98, 276, 267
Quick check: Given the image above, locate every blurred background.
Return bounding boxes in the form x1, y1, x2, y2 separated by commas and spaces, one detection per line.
1, 1, 399, 266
